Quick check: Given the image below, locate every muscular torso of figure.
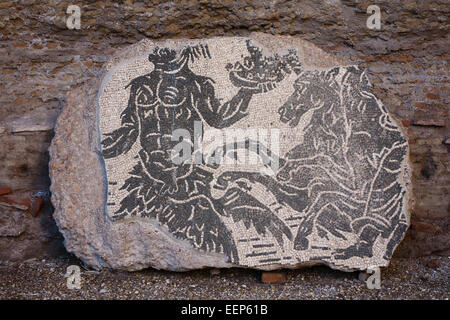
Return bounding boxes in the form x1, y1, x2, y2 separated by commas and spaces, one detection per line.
134, 69, 201, 187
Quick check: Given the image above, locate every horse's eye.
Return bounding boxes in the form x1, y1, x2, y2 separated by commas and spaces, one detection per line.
138, 94, 147, 103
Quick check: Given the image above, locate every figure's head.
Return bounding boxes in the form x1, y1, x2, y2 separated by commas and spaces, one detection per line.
148, 47, 179, 71
148, 44, 211, 73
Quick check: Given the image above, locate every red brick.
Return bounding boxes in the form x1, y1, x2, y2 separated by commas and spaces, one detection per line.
413, 221, 442, 234
0, 195, 30, 211
30, 197, 43, 217
261, 272, 287, 284
0, 187, 12, 196
425, 93, 440, 100
402, 120, 411, 127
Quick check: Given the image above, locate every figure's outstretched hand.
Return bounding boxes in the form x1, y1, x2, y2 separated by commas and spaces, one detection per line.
242, 81, 279, 94
226, 40, 301, 95
228, 68, 278, 95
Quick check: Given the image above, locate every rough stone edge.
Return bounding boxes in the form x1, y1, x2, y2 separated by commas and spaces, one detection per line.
49, 33, 412, 272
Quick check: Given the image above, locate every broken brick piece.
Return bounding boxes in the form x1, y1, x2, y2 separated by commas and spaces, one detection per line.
0, 187, 12, 196
261, 272, 287, 284
30, 197, 44, 217
401, 120, 411, 127
0, 195, 30, 211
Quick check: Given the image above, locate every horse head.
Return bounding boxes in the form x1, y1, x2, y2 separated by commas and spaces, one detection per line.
278, 70, 335, 127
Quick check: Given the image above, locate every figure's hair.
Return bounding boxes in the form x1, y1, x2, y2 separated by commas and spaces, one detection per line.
180, 44, 211, 62
148, 47, 177, 64
148, 44, 211, 67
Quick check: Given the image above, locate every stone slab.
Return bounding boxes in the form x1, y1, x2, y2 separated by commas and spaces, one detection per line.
49, 33, 411, 271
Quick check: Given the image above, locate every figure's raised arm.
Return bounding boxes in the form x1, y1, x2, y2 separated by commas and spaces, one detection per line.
192, 76, 255, 129
191, 41, 301, 129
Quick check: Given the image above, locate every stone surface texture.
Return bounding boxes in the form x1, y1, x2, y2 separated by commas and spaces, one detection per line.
0, 1, 448, 264
50, 34, 410, 271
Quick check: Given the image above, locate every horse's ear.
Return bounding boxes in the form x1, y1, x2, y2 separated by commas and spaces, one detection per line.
356, 68, 373, 91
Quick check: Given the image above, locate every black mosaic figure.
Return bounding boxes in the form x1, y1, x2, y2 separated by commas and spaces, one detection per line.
277, 67, 409, 261
101, 41, 304, 262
